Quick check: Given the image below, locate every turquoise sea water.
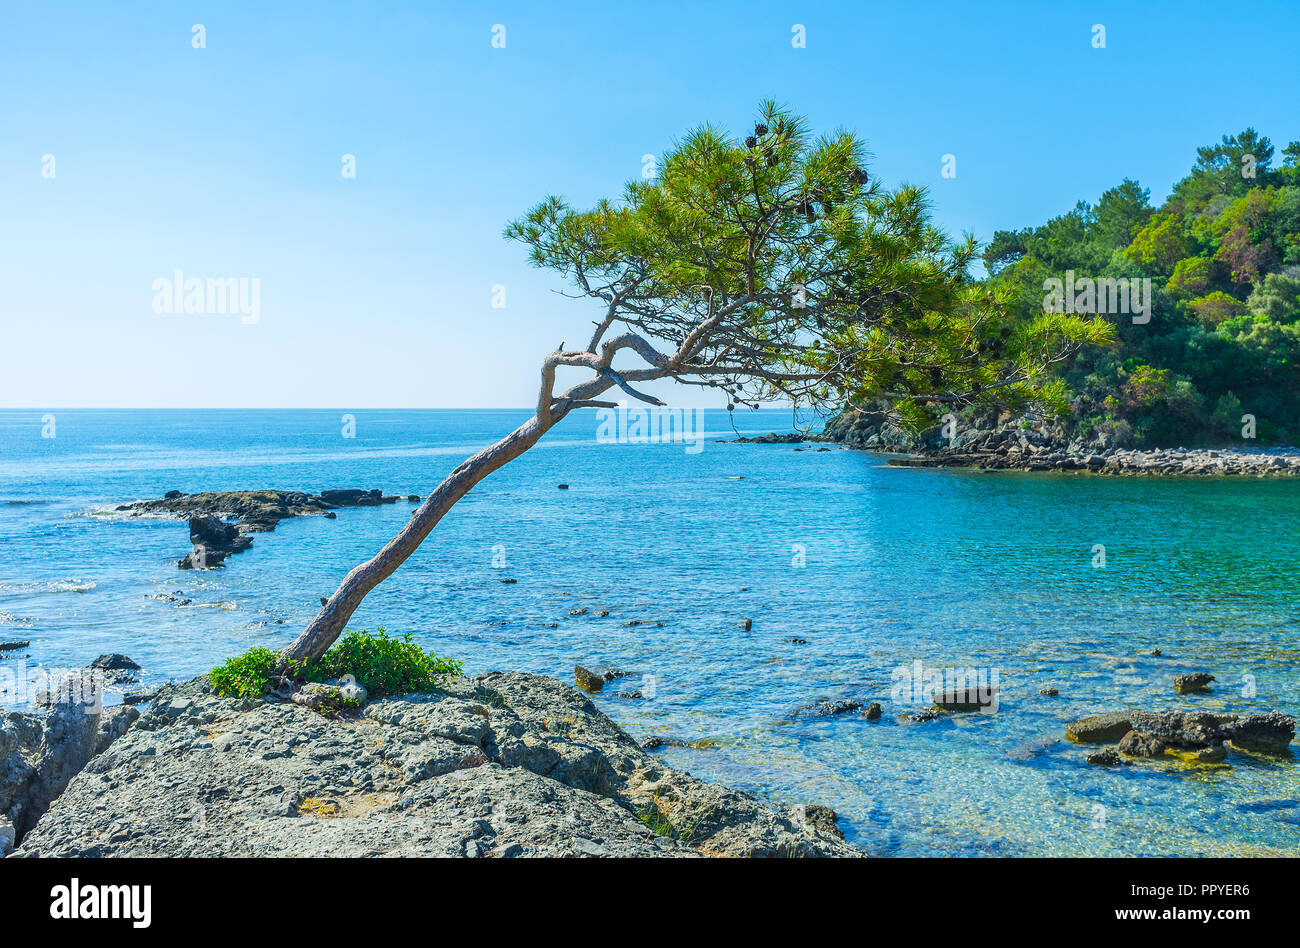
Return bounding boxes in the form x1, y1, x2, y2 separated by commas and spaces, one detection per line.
1, 408, 1298, 856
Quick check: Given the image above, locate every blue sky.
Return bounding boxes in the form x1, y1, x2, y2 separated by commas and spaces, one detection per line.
3, 1, 1298, 408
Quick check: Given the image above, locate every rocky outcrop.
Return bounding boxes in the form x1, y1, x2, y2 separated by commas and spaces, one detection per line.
819, 406, 1300, 476
113, 489, 405, 568
1, 669, 140, 854
88, 654, 141, 685
573, 665, 604, 693
1174, 672, 1215, 693
1066, 712, 1137, 743
1229, 712, 1296, 754
1066, 708, 1294, 765
15, 672, 859, 858
727, 432, 809, 444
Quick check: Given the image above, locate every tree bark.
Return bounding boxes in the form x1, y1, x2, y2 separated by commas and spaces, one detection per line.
279, 411, 561, 665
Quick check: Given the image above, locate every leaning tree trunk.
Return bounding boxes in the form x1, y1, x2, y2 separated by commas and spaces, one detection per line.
280, 411, 561, 665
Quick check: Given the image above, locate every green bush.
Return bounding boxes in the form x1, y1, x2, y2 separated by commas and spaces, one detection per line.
208, 647, 282, 700
301, 628, 463, 697
208, 628, 462, 700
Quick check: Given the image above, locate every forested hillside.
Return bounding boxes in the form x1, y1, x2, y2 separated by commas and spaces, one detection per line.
983, 130, 1300, 446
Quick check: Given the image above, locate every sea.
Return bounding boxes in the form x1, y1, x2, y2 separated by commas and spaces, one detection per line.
2, 408, 1298, 856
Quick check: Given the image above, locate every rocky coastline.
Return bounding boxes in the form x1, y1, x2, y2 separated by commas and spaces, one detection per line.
4, 651, 1295, 857
4, 667, 858, 858
811, 408, 1300, 477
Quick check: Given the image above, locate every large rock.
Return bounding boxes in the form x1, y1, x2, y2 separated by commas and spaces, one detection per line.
1126, 710, 1236, 747
179, 516, 251, 569
1065, 711, 1133, 743
1118, 730, 1167, 758
15, 672, 860, 858
1, 671, 139, 846
1173, 672, 1215, 694
1228, 712, 1295, 755
1068, 708, 1293, 762
574, 665, 604, 693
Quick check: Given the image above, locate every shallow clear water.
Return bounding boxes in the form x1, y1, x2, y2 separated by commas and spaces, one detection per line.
2, 408, 1298, 856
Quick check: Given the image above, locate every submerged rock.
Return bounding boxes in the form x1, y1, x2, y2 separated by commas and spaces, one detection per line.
794, 698, 863, 717
14, 673, 860, 858
0, 641, 30, 652
1086, 748, 1125, 766
904, 709, 944, 723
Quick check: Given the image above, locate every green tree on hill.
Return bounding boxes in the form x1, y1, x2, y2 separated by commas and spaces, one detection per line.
982, 128, 1300, 447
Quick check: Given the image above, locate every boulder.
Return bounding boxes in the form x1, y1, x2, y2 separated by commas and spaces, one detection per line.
574, 665, 604, 693
119, 490, 402, 568
1228, 711, 1295, 755
90, 654, 141, 672
1174, 672, 1215, 694
180, 516, 251, 568
291, 680, 367, 715
1065, 711, 1133, 743
0, 641, 30, 653
931, 685, 998, 712
1126, 710, 1235, 747
1118, 730, 1167, 758
862, 702, 883, 720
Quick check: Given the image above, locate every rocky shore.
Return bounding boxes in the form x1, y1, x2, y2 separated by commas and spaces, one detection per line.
817, 408, 1300, 477
887, 442, 1300, 476
1, 670, 140, 854
112, 489, 416, 567
7, 671, 858, 858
